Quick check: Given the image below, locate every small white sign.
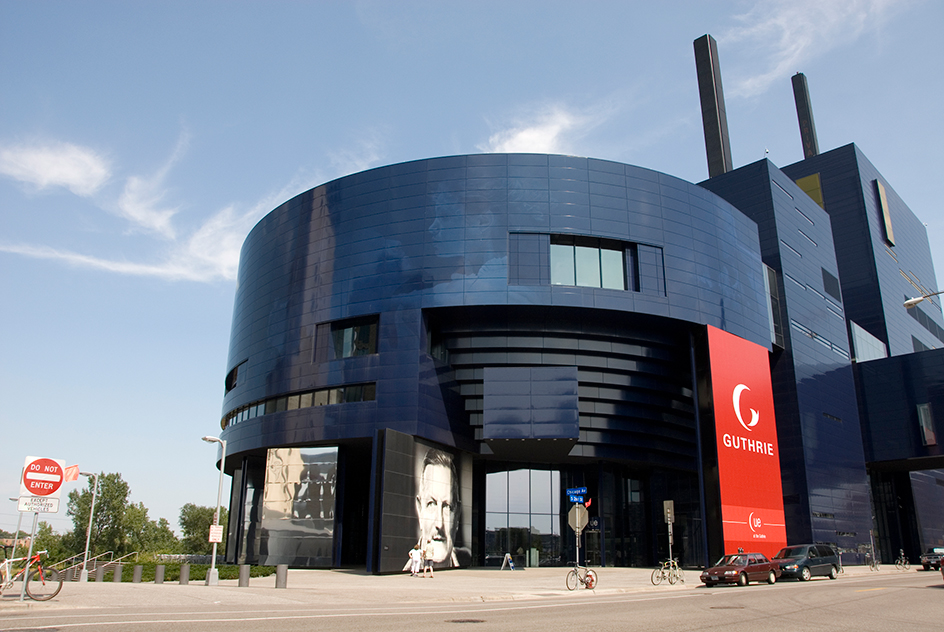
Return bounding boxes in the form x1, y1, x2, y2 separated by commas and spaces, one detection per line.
208, 524, 225, 543
18, 496, 60, 513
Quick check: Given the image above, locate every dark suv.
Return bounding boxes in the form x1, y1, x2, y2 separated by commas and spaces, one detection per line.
920, 547, 944, 571
773, 544, 840, 581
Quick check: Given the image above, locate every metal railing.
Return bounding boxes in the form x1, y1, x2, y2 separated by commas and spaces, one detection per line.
59, 551, 114, 581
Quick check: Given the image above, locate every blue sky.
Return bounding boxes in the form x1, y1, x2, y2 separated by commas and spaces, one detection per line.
2, 0, 941, 534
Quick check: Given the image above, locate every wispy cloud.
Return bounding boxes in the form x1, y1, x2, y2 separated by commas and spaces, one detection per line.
478, 104, 611, 155
114, 133, 190, 239
721, 0, 904, 98
324, 131, 385, 180
0, 141, 110, 196
0, 163, 319, 283
0, 130, 330, 283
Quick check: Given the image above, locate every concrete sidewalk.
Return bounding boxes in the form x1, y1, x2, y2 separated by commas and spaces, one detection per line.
0, 564, 921, 611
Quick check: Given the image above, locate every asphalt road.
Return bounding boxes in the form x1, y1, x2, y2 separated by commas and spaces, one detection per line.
1, 569, 942, 632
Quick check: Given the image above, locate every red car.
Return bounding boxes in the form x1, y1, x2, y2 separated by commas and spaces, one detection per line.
700, 552, 782, 586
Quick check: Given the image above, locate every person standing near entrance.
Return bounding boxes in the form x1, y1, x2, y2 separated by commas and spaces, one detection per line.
408, 544, 423, 576
423, 539, 435, 578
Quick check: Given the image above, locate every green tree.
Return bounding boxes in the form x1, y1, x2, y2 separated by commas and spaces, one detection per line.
125, 502, 179, 553
65, 472, 132, 556
32, 521, 71, 562
65, 473, 182, 557
179, 503, 227, 555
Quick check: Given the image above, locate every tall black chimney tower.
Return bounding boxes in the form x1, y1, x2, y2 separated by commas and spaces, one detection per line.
792, 72, 820, 158
694, 34, 733, 178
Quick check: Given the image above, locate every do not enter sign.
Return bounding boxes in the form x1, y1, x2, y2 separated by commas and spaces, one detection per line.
21, 456, 65, 498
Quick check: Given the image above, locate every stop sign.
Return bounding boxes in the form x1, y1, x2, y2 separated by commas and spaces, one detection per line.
22, 457, 65, 497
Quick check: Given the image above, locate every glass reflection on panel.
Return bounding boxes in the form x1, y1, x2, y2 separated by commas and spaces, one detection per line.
509, 513, 530, 529
575, 245, 600, 287
551, 470, 561, 514
530, 470, 552, 514
550, 244, 575, 285
260, 447, 338, 566
486, 471, 508, 513
508, 469, 530, 513
601, 248, 625, 289
485, 512, 508, 562
531, 514, 561, 567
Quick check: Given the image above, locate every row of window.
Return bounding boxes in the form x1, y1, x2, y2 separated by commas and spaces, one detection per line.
906, 298, 944, 345
550, 235, 625, 290
222, 383, 376, 430
790, 319, 849, 360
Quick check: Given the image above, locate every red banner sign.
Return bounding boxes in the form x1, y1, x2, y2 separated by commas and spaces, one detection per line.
707, 326, 787, 558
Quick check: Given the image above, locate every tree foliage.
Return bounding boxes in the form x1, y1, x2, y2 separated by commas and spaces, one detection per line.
179, 503, 227, 555
33, 521, 72, 561
65, 472, 132, 556
15, 472, 225, 563
64, 472, 182, 558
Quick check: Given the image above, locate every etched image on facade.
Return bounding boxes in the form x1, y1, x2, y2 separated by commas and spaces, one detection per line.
410, 444, 471, 568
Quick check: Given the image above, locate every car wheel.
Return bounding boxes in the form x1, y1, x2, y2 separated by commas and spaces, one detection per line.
737, 572, 748, 586
799, 566, 812, 581
767, 570, 776, 584
923, 564, 930, 571
828, 566, 838, 579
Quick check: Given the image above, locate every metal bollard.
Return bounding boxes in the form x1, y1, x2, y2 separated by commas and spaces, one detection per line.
133, 565, 143, 583
179, 563, 190, 585
113, 564, 123, 583
275, 564, 288, 589
95, 565, 105, 582
155, 565, 165, 584
238, 564, 251, 587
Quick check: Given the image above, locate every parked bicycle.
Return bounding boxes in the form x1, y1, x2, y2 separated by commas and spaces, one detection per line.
895, 549, 910, 571
0, 549, 63, 601
651, 558, 684, 585
565, 564, 597, 590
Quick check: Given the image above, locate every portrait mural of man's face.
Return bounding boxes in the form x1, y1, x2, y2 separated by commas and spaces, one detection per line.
416, 449, 459, 566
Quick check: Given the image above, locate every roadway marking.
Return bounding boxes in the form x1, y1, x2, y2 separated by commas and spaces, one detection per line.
0, 592, 704, 630
855, 587, 887, 592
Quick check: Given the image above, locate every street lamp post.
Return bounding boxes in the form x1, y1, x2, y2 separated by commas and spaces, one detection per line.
79, 472, 98, 583
201, 435, 227, 586
904, 289, 944, 309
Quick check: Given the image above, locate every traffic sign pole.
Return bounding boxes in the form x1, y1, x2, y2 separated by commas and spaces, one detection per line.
566, 488, 590, 567
19, 512, 39, 602
575, 501, 580, 567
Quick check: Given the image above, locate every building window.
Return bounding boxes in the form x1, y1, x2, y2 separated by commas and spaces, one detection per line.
224, 360, 248, 394
875, 180, 895, 246
485, 469, 562, 567
332, 316, 378, 358
315, 315, 380, 362
822, 269, 842, 303
917, 404, 937, 446
764, 265, 785, 348
221, 383, 377, 429
849, 321, 887, 362
550, 235, 625, 290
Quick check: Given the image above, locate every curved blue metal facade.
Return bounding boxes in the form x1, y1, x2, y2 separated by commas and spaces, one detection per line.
221, 154, 767, 452
218, 153, 781, 571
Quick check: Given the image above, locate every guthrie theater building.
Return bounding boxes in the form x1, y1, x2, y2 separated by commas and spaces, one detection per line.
216, 39, 944, 573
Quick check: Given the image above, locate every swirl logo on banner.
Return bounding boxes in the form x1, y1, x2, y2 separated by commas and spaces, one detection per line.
707, 326, 787, 558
